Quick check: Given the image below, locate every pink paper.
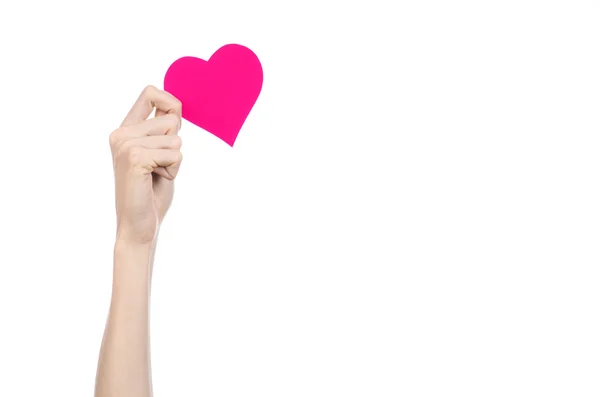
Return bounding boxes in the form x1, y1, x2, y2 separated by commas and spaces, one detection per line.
164, 44, 263, 146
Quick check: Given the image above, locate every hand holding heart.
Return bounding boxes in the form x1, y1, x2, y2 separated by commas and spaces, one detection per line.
108, 44, 261, 245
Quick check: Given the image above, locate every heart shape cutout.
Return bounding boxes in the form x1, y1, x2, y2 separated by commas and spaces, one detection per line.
164, 44, 263, 146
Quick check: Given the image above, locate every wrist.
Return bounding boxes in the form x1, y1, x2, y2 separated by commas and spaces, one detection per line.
111, 239, 154, 302
114, 237, 156, 253
113, 239, 155, 276
115, 217, 161, 247
115, 225, 160, 250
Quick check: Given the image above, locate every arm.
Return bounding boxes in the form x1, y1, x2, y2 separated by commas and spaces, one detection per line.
95, 240, 155, 397
94, 85, 182, 397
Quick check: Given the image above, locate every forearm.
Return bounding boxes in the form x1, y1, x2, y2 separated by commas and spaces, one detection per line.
95, 239, 156, 397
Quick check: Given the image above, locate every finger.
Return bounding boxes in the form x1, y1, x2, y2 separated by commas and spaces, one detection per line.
154, 90, 182, 119
153, 166, 174, 180
121, 134, 182, 151
139, 149, 183, 180
119, 135, 182, 180
111, 113, 181, 147
121, 85, 182, 127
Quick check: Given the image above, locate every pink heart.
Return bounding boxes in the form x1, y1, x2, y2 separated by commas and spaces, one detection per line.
164, 44, 263, 146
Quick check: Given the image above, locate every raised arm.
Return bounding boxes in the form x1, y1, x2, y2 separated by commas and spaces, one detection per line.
94, 85, 183, 397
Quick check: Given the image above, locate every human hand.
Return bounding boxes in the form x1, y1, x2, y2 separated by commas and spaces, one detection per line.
109, 85, 183, 245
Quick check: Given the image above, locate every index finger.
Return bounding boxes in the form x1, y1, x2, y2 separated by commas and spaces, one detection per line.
121, 85, 182, 127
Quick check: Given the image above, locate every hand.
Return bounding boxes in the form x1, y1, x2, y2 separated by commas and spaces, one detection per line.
109, 85, 183, 245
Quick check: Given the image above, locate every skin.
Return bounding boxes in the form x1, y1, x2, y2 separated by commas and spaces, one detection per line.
94, 85, 184, 397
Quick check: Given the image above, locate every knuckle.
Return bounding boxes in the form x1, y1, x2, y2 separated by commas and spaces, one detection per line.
127, 146, 143, 163
173, 97, 183, 111
142, 84, 157, 97
166, 112, 180, 125
116, 139, 131, 156
109, 129, 120, 147
141, 85, 158, 102
164, 90, 182, 110
164, 113, 181, 133
116, 143, 142, 164
172, 135, 183, 148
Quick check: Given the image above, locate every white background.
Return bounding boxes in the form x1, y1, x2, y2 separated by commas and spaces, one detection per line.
1, 1, 599, 396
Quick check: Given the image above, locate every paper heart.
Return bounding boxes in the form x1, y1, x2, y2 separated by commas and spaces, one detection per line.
164, 44, 263, 146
